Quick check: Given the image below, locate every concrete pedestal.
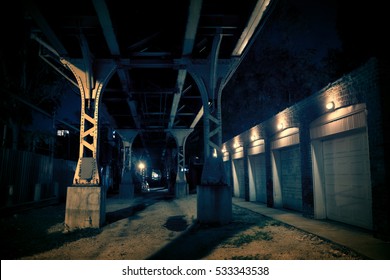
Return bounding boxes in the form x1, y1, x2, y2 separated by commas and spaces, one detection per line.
197, 184, 232, 225
119, 171, 134, 199
65, 186, 106, 230
175, 180, 188, 198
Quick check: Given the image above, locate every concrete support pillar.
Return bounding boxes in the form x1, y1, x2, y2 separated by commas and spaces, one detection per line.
168, 129, 194, 197
197, 184, 232, 225
116, 129, 138, 199
188, 33, 235, 224
65, 186, 106, 229
62, 35, 117, 230
197, 155, 231, 225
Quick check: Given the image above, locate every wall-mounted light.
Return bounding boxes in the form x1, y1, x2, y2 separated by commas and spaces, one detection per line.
233, 142, 240, 149
326, 101, 335, 110
251, 134, 258, 141
222, 146, 227, 153
212, 148, 218, 158
277, 123, 284, 130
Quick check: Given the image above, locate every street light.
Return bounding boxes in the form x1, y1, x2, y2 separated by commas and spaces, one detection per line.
138, 161, 149, 191
138, 162, 146, 180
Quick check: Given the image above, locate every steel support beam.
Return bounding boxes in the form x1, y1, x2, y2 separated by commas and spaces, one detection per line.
232, 0, 271, 56
93, 0, 141, 129
62, 56, 117, 185
188, 33, 228, 158
116, 129, 138, 199
168, 129, 194, 197
23, 0, 68, 57
168, 0, 202, 129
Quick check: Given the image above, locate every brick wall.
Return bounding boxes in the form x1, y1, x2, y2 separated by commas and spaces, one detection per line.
223, 57, 390, 240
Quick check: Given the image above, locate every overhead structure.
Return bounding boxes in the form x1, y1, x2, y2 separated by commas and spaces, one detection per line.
23, 0, 276, 183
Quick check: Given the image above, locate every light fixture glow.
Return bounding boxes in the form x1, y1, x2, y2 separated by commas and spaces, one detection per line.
326, 101, 335, 110
57, 129, 69, 136
151, 171, 159, 179
277, 123, 284, 130
251, 134, 258, 141
233, 142, 240, 149
212, 148, 218, 158
138, 162, 145, 170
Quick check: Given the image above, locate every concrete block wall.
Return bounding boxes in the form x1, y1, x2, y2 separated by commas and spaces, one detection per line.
222, 57, 389, 240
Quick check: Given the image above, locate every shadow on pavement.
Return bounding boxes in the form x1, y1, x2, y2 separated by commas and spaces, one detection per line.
163, 215, 189, 232
147, 206, 266, 260
105, 189, 173, 225
105, 204, 146, 225
0, 190, 171, 259
0, 203, 103, 259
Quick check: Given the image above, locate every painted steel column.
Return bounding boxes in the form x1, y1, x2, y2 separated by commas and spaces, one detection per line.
195, 33, 227, 183
63, 58, 116, 185
206, 32, 223, 158
116, 129, 138, 199
63, 57, 116, 229
188, 33, 232, 225
169, 129, 194, 197
187, 33, 228, 160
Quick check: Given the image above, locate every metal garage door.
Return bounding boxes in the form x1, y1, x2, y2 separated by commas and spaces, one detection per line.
249, 154, 267, 203
280, 146, 302, 211
323, 132, 372, 229
233, 159, 245, 199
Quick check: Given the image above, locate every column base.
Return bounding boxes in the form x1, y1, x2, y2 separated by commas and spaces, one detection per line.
119, 183, 134, 199
197, 184, 232, 225
65, 186, 106, 230
175, 180, 189, 198
119, 172, 134, 199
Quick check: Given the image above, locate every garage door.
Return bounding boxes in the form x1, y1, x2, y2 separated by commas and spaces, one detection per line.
249, 154, 267, 203
323, 131, 372, 229
280, 146, 302, 211
233, 159, 245, 199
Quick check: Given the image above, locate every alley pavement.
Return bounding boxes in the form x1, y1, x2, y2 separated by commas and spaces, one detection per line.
107, 189, 390, 260
232, 198, 390, 260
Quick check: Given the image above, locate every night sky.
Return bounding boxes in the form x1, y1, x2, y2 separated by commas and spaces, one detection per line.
222, 0, 388, 141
